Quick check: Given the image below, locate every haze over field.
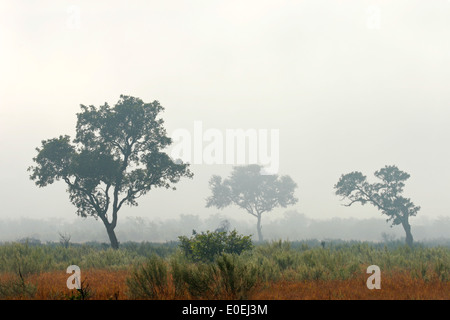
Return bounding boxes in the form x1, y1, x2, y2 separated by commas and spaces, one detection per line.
0, 1, 449, 241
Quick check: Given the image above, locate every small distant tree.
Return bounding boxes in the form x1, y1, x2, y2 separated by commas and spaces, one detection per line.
28, 95, 193, 249
206, 164, 298, 242
58, 232, 71, 248
381, 232, 396, 243
215, 220, 231, 233
334, 165, 420, 247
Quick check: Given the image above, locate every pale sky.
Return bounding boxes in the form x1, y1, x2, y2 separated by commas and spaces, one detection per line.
1, 1, 449, 227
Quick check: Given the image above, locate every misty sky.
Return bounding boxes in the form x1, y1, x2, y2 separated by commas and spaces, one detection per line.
1, 1, 449, 227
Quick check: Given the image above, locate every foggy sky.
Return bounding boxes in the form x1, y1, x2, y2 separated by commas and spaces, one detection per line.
1, 1, 449, 228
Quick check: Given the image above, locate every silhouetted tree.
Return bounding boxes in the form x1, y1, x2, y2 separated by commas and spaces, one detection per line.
334, 165, 420, 247
206, 164, 298, 242
28, 95, 193, 249
215, 219, 231, 233
58, 232, 71, 248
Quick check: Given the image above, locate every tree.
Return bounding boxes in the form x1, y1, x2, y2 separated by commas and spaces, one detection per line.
206, 164, 298, 242
334, 165, 420, 247
28, 95, 193, 249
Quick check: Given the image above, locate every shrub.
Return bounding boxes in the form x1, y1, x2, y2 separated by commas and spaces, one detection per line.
0, 272, 36, 299
178, 229, 253, 262
65, 278, 92, 300
126, 255, 170, 299
215, 254, 258, 299
174, 260, 218, 299
127, 252, 259, 300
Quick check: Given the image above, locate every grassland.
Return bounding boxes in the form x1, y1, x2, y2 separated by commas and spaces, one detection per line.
0, 240, 448, 300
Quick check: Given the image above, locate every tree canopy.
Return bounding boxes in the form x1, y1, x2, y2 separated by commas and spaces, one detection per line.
334, 165, 420, 246
29, 95, 193, 248
206, 164, 298, 242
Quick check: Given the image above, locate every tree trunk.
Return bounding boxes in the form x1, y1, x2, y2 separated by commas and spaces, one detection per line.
256, 214, 263, 242
401, 219, 413, 247
106, 224, 119, 249
98, 210, 119, 249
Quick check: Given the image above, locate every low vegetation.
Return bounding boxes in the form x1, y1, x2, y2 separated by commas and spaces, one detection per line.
0, 233, 448, 300
178, 229, 253, 262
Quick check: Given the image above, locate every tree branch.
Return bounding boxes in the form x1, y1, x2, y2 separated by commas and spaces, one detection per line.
241, 201, 257, 218
342, 198, 361, 207
354, 185, 403, 221
64, 177, 104, 218
104, 183, 111, 214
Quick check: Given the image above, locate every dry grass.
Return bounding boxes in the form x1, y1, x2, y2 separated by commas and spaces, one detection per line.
252, 272, 449, 300
0, 269, 129, 300
1, 269, 448, 300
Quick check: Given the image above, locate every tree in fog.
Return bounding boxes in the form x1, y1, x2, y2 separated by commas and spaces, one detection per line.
206, 164, 298, 242
334, 165, 420, 247
28, 95, 193, 249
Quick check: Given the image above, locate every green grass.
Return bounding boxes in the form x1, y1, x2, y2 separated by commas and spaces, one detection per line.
0, 240, 178, 274
0, 239, 448, 286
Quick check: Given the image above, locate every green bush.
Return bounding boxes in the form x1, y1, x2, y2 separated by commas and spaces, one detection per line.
126, 255, 169, 299
215, 254, 258, 299
127, 252, 259, 300
178, 229, 253, 262
174, 259, 218, 299
0, 273, 36, 299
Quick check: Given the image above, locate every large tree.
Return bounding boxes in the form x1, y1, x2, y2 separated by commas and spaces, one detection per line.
28, 95, 193, 249
334, 165, 420, 247
206, 164, 298, 242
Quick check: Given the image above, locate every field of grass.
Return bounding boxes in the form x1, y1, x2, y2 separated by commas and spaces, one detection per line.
0, 240, 448, 300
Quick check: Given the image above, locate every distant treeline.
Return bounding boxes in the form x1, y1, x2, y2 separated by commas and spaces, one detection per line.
0, 211, 449, 245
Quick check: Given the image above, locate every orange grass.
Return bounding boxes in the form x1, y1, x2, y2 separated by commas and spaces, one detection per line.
1, 268, 449, 300
0, 269, 129, 300
252, 272, 450, 300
